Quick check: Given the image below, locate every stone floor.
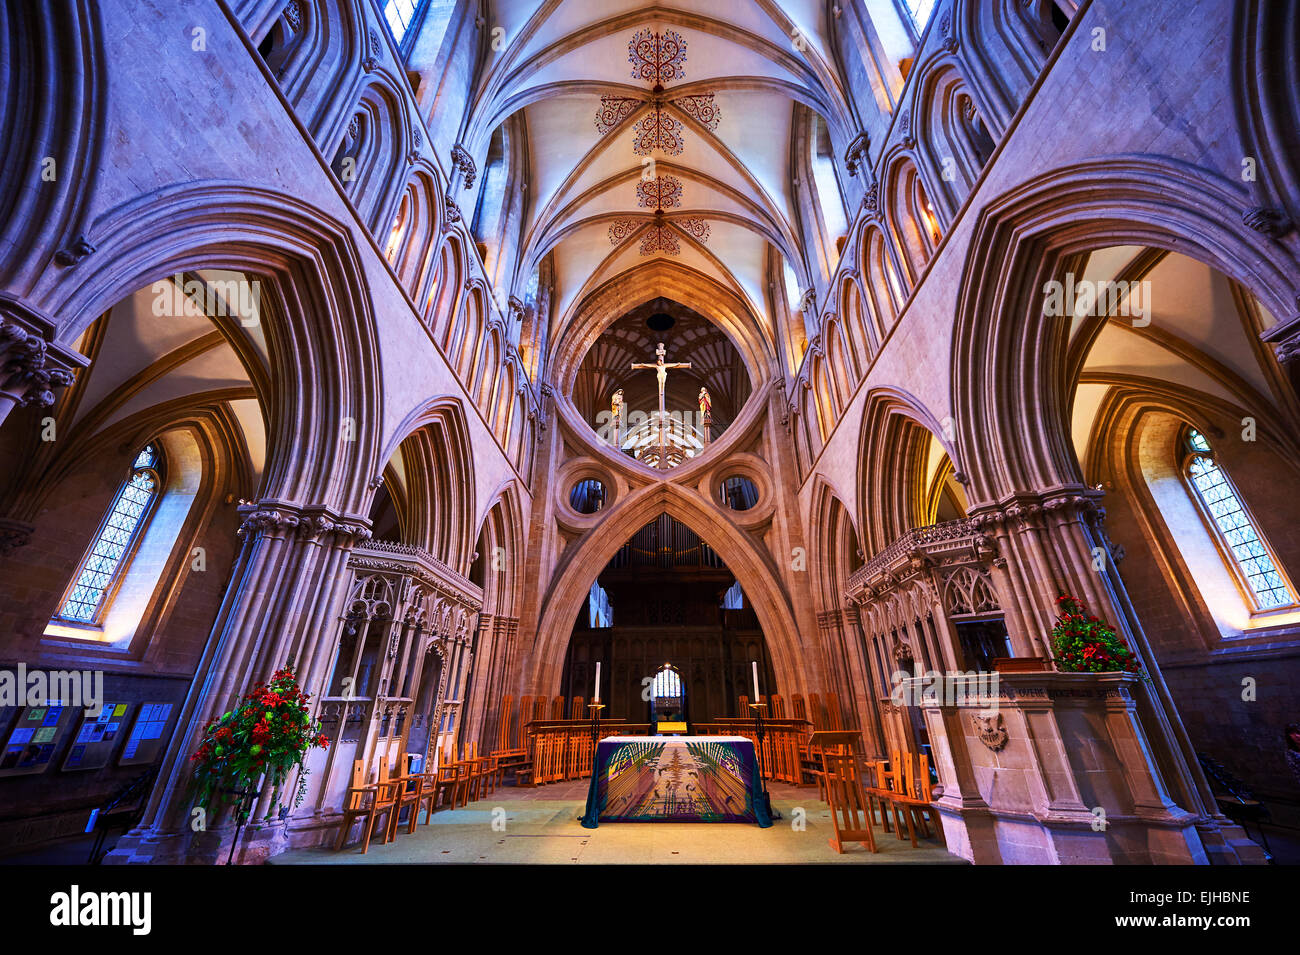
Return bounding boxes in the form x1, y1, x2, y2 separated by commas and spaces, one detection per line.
271, 780, 966, 865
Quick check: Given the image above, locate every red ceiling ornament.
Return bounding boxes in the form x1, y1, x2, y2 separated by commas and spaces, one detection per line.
629, 28, 688, 89
608, 213, 710, 257
632, 109, 684, 156
595, 95, 641, 136
594, 29, 718, 146
637, 175, 683, 209
639, 225, 681, 256
675, 217, 711, 241
671, 93, 721, 131
607, 218, 644, 245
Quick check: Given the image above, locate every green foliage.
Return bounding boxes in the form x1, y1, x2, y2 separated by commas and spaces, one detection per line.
189, 664, 329, 820
1049, 595, 1145, 677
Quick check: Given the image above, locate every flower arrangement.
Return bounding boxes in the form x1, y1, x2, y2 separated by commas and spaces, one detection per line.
1049, 594, 1144, 677
190, 664, 329, 820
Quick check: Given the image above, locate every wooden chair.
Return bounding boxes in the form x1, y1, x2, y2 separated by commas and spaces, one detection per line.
464, 742, 492, 802
388, 770, 425, 839
413, 765, 440, 825
862, 758, 895, 834
335, 760, 400, 853
432, 751, 464, 812
805, 730, 863, 800
878, 750, 941, 847
821, 752, 878, 854
894, 751, 943, 846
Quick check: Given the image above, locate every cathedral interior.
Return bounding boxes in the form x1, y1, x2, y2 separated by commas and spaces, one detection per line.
0, 0, 1298, 873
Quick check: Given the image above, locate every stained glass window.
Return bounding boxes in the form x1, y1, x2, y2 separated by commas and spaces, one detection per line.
56, 446, 162, 624
1182, 428, 1295, 611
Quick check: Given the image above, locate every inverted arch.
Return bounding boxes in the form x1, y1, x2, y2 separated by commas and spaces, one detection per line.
526, 483, 804, 699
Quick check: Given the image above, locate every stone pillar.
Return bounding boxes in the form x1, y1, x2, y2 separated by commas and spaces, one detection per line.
964, 486, 1266, 863
919, 672, 1209, 864
104, 501, 371, 864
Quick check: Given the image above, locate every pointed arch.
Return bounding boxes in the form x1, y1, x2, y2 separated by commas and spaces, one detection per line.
382, 398, 477, 575
857, 387, 953, 555
949, 158, 1300, 505
40, 182, 383, 513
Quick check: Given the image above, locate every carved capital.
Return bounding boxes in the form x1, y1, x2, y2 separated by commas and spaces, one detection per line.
0, 303, 84, 408
236, 502, 372, 546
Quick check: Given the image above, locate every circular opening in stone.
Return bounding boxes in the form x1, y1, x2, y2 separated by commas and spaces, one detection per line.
569, 478, 606, 514
647, 312, 675, 333
720, 476, 759, 511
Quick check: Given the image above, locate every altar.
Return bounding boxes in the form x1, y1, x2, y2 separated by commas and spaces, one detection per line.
580, 736, 773, 828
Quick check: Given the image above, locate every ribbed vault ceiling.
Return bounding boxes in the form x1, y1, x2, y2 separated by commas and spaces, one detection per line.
468, 1, 853, 362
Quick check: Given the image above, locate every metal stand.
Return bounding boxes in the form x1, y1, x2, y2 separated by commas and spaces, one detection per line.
587, 702, 606, 746
748, 702, 779, 821
225, 785, 261, 865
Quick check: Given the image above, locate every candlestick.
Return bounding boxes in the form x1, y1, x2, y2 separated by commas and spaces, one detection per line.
594, 662, 601, 703
752, 660, 759, 701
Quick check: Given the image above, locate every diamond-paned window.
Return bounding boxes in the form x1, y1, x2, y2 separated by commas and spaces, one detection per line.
1182, 428, 1294, 611
56, 445, 162, 625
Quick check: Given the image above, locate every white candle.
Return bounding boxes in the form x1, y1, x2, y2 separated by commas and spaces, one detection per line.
752, 661, 760, 700
594, 662, 601, 703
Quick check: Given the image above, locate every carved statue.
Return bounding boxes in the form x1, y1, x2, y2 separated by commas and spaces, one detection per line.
611, 388, 624, 420
698, 386, 712, 418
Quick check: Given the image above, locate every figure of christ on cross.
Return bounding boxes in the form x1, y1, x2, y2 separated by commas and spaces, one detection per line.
630, 341, 691, 469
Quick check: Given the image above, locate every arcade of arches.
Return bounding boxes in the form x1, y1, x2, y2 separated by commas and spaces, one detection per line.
1, 0, 1298, 866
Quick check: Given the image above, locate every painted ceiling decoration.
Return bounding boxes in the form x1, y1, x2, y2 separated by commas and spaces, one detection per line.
636, 174, 683, 210
606, 212, 711, 257
593, 29, 721, 156
467, 2, 855, 349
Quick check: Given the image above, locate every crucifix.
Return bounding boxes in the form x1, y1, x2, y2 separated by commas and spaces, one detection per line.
630, 341, 691, 469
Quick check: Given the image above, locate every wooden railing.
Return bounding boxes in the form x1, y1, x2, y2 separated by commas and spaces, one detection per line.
693, 720, 812, 784
522, 720, 653, 784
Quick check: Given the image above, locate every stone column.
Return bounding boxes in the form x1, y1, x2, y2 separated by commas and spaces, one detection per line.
104, 501, 371, 864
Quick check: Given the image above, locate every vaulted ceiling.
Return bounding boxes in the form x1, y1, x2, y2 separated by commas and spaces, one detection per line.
465, 1, 856, 361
